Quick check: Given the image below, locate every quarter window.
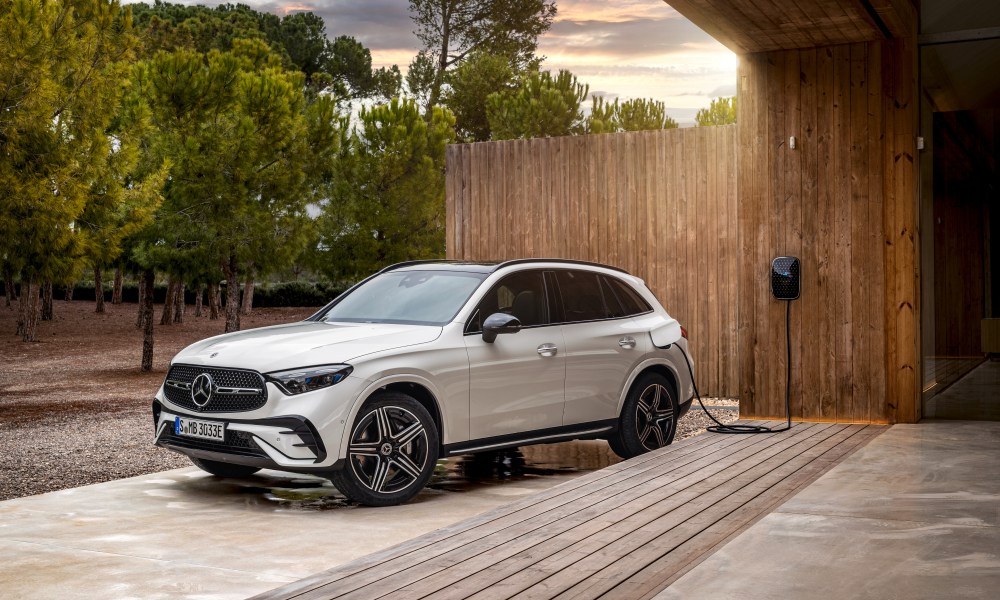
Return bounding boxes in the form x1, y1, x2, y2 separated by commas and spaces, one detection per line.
603, 276, 653, 316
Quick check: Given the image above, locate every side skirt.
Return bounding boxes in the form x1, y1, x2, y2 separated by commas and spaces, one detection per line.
442, 420, 618, 456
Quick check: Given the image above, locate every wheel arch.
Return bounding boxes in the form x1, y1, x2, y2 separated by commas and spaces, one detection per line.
339, 375, 446, 459
617, 359, 682, 415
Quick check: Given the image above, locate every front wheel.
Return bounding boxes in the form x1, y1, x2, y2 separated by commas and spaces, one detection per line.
608, 373, 679, 459
330, 393, 439, 506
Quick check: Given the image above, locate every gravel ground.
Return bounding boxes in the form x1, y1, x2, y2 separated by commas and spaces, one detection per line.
0, 300, 739, 502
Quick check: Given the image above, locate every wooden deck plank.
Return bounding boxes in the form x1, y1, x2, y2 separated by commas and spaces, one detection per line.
252, 423, 885, 600
382, 425, 836, 600
255, 423, 786, 600
551, 425, 883, 600
284, 425, 804, 600
511, 424, 857, 600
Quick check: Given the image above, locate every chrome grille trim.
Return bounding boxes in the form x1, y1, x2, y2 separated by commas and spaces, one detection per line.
162, 365, 268, 413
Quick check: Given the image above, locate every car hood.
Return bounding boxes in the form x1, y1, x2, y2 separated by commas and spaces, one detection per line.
171, 321, 443, 373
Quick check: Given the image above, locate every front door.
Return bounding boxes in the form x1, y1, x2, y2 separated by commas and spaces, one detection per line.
464, 270, 565, 440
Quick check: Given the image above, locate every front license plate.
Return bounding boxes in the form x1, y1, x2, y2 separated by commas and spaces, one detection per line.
174, 417, 226, 442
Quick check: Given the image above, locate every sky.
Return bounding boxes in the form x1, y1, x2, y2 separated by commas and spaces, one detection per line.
134, 1, 738, 126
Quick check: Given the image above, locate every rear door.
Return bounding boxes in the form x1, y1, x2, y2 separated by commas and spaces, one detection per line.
554, 270, 651, 426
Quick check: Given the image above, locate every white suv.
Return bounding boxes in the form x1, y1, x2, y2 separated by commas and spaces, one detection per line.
153, 260, 694, 505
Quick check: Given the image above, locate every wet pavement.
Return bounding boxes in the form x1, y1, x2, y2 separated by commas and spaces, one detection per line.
0, 440, 621, 600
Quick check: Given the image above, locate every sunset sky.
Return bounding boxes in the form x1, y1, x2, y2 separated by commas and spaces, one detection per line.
139, 1, 738, 125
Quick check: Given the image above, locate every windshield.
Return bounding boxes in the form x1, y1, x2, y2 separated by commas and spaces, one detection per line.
320, 270, 487, 325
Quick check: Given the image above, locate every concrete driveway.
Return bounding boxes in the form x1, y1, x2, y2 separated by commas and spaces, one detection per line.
0, 442, 618, 599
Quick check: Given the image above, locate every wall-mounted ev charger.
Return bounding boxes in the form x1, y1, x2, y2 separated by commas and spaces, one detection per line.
771, 256, 800, 301
679, 256, 800, 434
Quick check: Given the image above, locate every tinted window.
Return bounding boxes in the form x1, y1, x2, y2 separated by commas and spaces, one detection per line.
555, 270, 609, 322
604, 276, 653, 316
321, 270, 486, 325
467, 270, 549, 333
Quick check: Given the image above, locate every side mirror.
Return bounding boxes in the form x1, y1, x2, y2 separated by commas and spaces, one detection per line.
482, 312, 522, 343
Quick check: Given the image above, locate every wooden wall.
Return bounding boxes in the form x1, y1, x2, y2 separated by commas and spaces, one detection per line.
737, 35, 919, 423
445, 126, 740, 398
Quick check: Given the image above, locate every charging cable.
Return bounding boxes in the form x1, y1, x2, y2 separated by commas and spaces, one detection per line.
677, 301, 793, 434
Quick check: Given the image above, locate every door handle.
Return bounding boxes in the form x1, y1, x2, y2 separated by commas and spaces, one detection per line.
537, 343, 558, 357
618, 336, 637, 349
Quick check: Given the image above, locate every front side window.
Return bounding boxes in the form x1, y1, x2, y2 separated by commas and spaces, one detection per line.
466, 270, 549, 333
321, 270, 486, 325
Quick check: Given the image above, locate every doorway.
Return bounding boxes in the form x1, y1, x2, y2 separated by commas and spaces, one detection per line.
919, 0, 1000, 420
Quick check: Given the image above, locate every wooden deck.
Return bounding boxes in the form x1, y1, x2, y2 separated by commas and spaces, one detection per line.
253, 421, 885, 600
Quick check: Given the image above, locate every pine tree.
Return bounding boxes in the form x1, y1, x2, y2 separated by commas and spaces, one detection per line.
318, 99, 456, 280
696, 96, 737, 126
0, 0, 140, 341
487, 70, 589, 140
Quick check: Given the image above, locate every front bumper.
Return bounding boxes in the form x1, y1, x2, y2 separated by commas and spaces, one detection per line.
153, 401, 344, 475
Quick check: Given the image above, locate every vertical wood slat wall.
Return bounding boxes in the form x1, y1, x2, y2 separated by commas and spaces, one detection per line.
446, 126, 739, 398
737, 36, 919, 423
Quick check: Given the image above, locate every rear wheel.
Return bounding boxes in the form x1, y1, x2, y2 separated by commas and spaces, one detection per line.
330, 393, 438, 506
608, 373, 678, 459
190, 457, 260, 478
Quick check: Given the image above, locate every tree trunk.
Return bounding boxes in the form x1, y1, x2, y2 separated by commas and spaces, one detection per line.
222, 256, 241, 333
173, 282, 185, 324
3, 267, 14, 307
112, 267, 123, 304
194, 284, 204, 317
241, 278, 254, 316
136, 277, 146, 329
16, 282, 28, 336
160, 279, 176, 325
140, 269, 155, 372
208, 282, 220, 320
21, 280, 41, 342
94, 265, 105, 314
41, 282, 53, 321
64, 281, 74, 301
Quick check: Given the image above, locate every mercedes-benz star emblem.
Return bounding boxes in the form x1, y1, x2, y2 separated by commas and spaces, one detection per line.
191, 373, 215, 407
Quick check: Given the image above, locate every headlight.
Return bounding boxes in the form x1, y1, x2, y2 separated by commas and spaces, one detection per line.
266, 364, 353, 396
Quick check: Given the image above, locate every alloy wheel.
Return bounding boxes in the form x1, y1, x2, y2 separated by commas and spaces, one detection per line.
634, 383, 675, 451
348, 405, 430, 494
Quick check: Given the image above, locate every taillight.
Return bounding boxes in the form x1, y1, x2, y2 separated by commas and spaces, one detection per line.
680, 325, 688, 339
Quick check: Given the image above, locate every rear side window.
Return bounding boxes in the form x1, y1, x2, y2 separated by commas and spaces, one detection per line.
555, 270, 610, 322
603, 276, 653, 316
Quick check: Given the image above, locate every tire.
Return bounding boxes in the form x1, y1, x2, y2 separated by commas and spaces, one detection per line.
330, 392, 439, 507
190, 457, 261, 478
608, 373, 679, 459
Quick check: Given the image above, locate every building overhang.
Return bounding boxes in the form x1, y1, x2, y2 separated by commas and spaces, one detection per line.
663, 0, 917, 54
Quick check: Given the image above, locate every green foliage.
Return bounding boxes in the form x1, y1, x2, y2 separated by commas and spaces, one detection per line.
696, 96, 737, 126
442, 52, 519, 142
318, 98, 456, 280
0, 0, 143, 285
130, 2, 399, 101
586, 96, 679, 134
131, 41, 340, 287
487, 70, 589, 140
408, 0, 556, 112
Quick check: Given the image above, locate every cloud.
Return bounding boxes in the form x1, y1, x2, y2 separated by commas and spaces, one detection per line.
539, 16, 716, 61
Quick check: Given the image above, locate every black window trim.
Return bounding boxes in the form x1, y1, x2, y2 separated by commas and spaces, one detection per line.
549, 269, 655, 326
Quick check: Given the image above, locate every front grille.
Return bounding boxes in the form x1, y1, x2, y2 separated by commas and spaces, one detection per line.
163, 365, 268, 413
159, 426, 266, 458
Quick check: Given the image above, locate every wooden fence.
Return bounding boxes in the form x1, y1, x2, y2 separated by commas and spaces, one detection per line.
446, 125, 739, 397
